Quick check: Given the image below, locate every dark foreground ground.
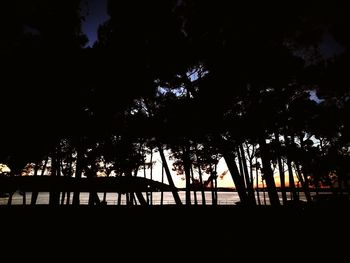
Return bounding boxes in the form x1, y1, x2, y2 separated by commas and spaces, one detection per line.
1, 205, 349, 259
2, 204, 349, 230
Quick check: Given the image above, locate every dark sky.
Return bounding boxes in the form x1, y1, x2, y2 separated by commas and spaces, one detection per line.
319, 33, 345, 59
81, 0, 109, 47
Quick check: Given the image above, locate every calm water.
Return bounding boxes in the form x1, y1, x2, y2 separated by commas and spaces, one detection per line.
0, 191, 308, 205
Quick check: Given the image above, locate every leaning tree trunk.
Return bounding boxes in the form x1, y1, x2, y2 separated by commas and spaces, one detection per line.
237, 147, 246, 188
132, 168, 147, 206
258, 138, 280, 206
222, 149, 250, 205
158, 145, 182, 205
294, 162, 312, 203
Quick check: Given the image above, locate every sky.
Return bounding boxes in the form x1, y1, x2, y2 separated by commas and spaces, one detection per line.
319, 33, 345, 60
81, 0, 109, 47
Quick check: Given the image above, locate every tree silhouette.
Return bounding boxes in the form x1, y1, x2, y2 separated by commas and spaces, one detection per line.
1, 0, 349, 207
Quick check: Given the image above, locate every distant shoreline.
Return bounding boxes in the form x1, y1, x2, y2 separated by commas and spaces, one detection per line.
178, 187, 339, 193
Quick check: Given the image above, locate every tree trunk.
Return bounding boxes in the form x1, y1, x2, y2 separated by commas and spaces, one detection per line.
190, 166, 198, 205
286, 158, 298, 201
103, 192, 107, 203
194, 150, 206, 205
160, 165, 164, 206
132, 166, 148, 206
149, 149, 153, 205
197, 165, 206, 205
30, 160, 42, 205
255, 157, 261, 205
49, 153, 60, 206
213, 164, 218, 205
158, 145, 182, 205
124, 170, 134, 206
237, 148, 246, 188
7, 192, 13, 206
222, 150, 250, 205
66, 152, 73, 205
117, 192, 121, 205
87, 167, 100, 206
182, 146, 192, 205
284, 135, 298, 201
210, 165, 218, 206
22, 192, 26, 205
60, 158, 67, 205
297, 134, 312, 202
143, 150, 149, 204
135, 191, 147, 206
88, 192, 100, 206
262, 179, 267, 205
73, 145, 84, 205
258, 138, 280, 206
294, 162, 312, 203
239, 144, 256, 205
274, 132, 287, 205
